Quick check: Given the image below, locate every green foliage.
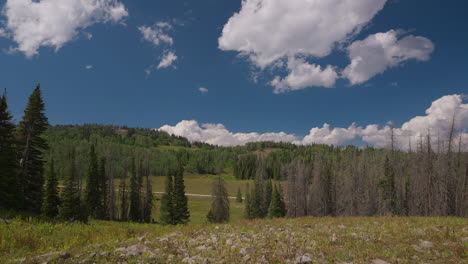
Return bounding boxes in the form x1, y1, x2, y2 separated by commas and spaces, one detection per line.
58, 151, 87, 223
41, 160, 60, 219
209, 177, 230, 223
84, 145, 101, 218
0, 90, 19, 210
129, 157, 142, 222
17, 84, 49, 213
159, 175, 174, 225
173, 167, 190, 224
268, 185, 286, 218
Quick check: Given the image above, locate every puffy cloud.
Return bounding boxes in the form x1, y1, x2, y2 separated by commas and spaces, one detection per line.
343, 30, 435, 85
159, 120, 298, 147
157, 51, 177, 69
159, 95, 467, 149
219, 0, 387, 68
1, 0, 128, 57
270, 57, 338, 93
299, 123, 361, 145
85, 64, 93, 69
198, 87, 208, 93
138, 23, 173, 47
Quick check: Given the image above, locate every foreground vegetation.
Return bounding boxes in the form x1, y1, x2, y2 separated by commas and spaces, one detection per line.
1, 217, 466, 263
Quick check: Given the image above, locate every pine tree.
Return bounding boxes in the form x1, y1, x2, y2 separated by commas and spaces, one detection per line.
265, 180, 273, 211
0, 89, 19, 210
59, 150, 87, 222
129, 158, 141, 222
173, 166, 190, 224
142, 167, 153, 223
206, 209, 214, 223
268, 185, 286, 218
160, 174, 174, 225
236, 187, 243, 203
41, 159, 60, 219
17, 84, 49, 213
119, 172, 129, 221
98, 157, 107, 219
209, 177, 230, 223
84, 145, 100, 218
244, 184, 252, 219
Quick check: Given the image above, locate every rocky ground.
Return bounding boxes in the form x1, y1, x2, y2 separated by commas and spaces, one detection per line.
8, 217, 468, 264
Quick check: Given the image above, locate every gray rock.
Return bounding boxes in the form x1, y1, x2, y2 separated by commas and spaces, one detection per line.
114, 244, 151, 256
30, 251, 71, 263
371, 259, 390, 264
412, 245, 425, 253
461, 237, 468, 242
225, 239, 233, 246
196, 245, 211, 251
239, 247, 254, 256
294, 253, 313, 264
420, 241, 434, 249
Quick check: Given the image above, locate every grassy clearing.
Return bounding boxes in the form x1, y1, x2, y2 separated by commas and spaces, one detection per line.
1, 217, 466, 263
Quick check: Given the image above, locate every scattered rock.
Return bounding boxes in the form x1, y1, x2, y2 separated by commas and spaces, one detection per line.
420, 241, 434, 249
77, 259, 92, 264
239, 247, 254, 256
294, 253, 313, 264
29, 251, 71, 263
412, 245, 425, 253
371, 259, 390, 264
461, 237, 468, 242
114, 244, 151, 256
196, 245, 211, 251
225, 239, 233, 246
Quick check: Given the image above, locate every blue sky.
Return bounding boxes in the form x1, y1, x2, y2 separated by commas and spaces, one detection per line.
0, 0, 467, 147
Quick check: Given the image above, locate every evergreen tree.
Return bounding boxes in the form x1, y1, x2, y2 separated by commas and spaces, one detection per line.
244, 184, 252, 219
209, 177, 230, 223
173, 166, 190, 224
380, 155, 396, 214
129, 157, 141, 222
236, 187, 243, 203
17, 84, 49, 213
59, 150, 87, 222
41, 159, 60, 219
142, 166, 153, 223
0, 89, 19, 210
119, 173, 128, 221
268, 185, 286, 218
265, 180, 273, 211
160, 174, 174, 225
98, 157, 107, 219
84, 145, 100, 218
206, 209, 214, 223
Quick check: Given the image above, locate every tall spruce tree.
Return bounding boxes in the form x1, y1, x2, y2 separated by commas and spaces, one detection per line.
160, 174, 174, 225
0, 89, 19, 210
209, 177, 230, 223
17, 84, 49, 213
129, 157, 141, 222
173, 166, 190, 224
142, 166, 153, 223
41, 159, 60, 219
244, 184, 252, 219
59, 150, 86, 222
119, 171, 129, 221
84, 145, 101, 218
268, 185, 286, 218
98, 157, 108, 219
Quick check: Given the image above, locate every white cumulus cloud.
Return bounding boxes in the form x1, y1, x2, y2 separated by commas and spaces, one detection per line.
218, 0, 387, 68
1, 0, 128, 57
138, 23, 173, 47
343, 30, 435, 85
270, 57, 338, 93
199, 87, 208, 93
85, 64, 93, 69
159, 95, 467, 150
157, 51, 177, 69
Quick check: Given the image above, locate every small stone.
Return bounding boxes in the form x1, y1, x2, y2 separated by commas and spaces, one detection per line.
420, 241, 434, 249
461, 237, 468, 242
196, 245, 211, 251
412, 245, 425, 253
239, 247, 254, 256
226, 239, 233, 245
294, 254, 313, 264
371, 259, 390, 264
31, 251, 71, 263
